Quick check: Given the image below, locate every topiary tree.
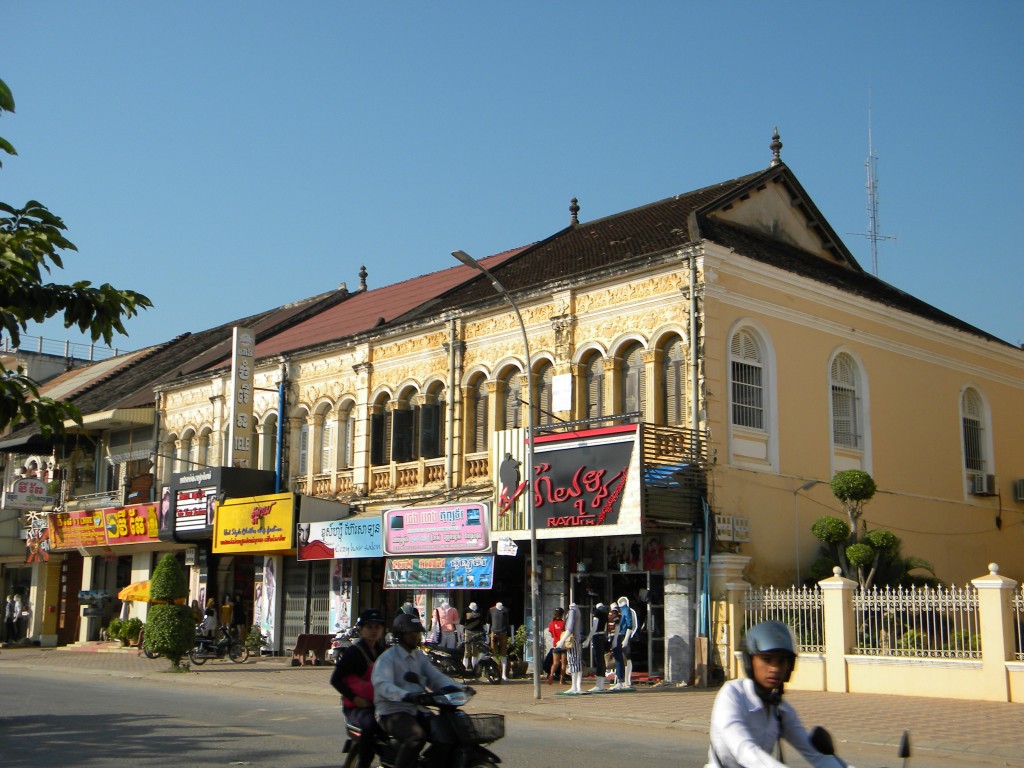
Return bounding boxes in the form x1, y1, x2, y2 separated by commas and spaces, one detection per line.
144, 553, 195, 667
811, 515, 851, 576
811, 474, 938, 589
829, 469, 876, 543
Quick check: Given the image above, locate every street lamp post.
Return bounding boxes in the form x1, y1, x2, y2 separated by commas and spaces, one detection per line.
452, 250, 541, 701
792, 479, 820, 586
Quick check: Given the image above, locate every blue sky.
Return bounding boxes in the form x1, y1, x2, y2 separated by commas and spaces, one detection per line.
3, 2, 1022, 352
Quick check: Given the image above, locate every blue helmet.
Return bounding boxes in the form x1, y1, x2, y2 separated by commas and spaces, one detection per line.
742, 620, 796, 681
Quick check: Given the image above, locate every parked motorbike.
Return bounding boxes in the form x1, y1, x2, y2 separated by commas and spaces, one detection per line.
422, 636, 501, 685
341, 677, 503, 768
189, 624, 249, 665
809, 726, 910, 767
328, 626, 359, 664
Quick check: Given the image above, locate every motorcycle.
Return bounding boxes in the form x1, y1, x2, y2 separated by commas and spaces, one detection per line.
422, 636, 502, 685
189, 624, 250, 665
809, 726, 910, 767
328, 626, 359, 664
341, 677, 503, 768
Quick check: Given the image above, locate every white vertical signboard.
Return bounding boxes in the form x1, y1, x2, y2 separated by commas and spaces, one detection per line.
228, 326, 255, 468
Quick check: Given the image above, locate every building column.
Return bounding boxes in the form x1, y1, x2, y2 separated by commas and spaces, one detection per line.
663, 531, 696, 684
819, 566, 857, 693
972, 562, 1017, 702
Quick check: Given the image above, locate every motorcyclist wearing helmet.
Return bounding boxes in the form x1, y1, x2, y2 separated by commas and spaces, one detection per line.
371, 611, 464, 768
707, 621, 849, 768
330, 609, 386, 768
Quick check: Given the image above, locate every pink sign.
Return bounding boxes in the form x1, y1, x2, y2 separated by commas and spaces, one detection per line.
383, 503, 490, 556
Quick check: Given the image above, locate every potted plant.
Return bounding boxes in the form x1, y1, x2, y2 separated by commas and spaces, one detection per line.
506, 625, 529, 678
106, 617, 124, 643
245, 624, 268, 654
120, 617, 145, 646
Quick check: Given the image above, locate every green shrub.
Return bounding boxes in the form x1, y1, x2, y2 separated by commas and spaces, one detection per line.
896, 629, 927, 653
811, 516, 850, 544
144, 554, 193, 666
245, 624, 268, 653
107, 617, 124, 641
119, 617, 144, 644
145, 603, 196, 665
150, 552, 187, 603
846, 543, 874, 568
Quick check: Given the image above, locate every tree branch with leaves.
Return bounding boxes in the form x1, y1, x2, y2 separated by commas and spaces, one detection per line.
0, 77, 151, 435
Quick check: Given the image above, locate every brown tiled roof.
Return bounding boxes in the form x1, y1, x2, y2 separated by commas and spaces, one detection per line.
247, 247, 528, 361
418, 171, 767, 312
700, 219, 1009, 344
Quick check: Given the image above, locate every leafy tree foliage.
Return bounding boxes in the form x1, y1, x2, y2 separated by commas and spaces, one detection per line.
144, 554, 194, 666
811, 471, 936, 589
0, 77, 151, 434
829, 469, 876, 543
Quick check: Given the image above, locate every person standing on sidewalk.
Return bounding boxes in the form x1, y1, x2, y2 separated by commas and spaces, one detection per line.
706, 621, 845, 768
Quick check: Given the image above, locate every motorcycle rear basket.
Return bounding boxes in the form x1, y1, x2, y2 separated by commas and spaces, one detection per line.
449, 713, 505, 745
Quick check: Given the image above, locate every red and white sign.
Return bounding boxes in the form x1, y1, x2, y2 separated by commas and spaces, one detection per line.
3, 478, 55, 510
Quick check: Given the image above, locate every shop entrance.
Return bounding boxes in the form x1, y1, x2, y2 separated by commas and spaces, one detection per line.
570, 570, 665, 678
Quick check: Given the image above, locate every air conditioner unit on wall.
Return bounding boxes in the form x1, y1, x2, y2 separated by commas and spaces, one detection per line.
1013, 479, 1024, 503
969, 473, 997, 497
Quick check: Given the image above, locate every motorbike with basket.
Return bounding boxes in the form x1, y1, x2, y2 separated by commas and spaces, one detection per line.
190, 623, 250, 665
422, 635, 502, 685
341, 675, 503, 768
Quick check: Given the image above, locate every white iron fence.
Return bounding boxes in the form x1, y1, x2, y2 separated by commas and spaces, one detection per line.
852, 584, 981, 658
744, 583, 983, 659
743, 586, 824, 653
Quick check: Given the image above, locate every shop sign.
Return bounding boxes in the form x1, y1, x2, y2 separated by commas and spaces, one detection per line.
297, 518, 383, 561
382, 502, 490, 556
213, 492, 294, 553
3, 477, 55, 510
383, 554, 494, 590
533, 425, 635, 530
48, 510, 106, 549
103, 503, 160, 545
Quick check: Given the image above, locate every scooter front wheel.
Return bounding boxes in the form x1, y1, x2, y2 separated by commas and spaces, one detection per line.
188, 647, 207, 665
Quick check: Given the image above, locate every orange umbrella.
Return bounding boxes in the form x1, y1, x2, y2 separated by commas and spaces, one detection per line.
118, 581, 151, 602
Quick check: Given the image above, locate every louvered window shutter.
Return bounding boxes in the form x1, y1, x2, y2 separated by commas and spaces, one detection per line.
730, 331, 763, 429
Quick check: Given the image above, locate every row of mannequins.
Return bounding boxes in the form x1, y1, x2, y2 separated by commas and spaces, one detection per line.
554, 596, 638, 694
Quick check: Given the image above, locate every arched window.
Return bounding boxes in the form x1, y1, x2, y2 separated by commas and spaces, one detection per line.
419, 383, 446, 459
962, 388, 986, 473
583, 353, 604, 421
536, 361, 554, 427
297, 421, 310, 475
501, 370, 522, 430
662, 336, 686, 426
831, 354, 861, 449
181, 430, 196, 471
317, 411, 334, 474
370, 395, 392, 466
259, 414, 278, 472
470, 377, 489, 453
730, 330, 764, 430
197, 430, 211, 468
620, 343, 646, 419
338, 402, 355, 470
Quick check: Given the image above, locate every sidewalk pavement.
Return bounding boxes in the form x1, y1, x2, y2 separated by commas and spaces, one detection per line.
2, 643, 1023, 763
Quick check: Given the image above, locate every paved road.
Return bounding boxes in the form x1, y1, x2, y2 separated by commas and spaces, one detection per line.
2, 643, 1023, 766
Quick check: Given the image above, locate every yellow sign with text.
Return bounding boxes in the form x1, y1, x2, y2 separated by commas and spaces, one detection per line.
212, 492, 295, 554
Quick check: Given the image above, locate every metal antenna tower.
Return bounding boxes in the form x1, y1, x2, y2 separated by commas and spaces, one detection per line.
849, 97, 895, 276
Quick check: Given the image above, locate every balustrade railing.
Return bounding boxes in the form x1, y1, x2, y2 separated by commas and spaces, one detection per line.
743, 586, 824, 653
852, 584, 981, 658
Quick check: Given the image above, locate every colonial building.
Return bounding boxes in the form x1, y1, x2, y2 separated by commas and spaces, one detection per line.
7, 134, 1021, 686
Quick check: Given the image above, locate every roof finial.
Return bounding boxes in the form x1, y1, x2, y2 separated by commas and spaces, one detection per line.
359, 265, 368, 291
770, 127, 783, 167
569, 197, 580, 226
